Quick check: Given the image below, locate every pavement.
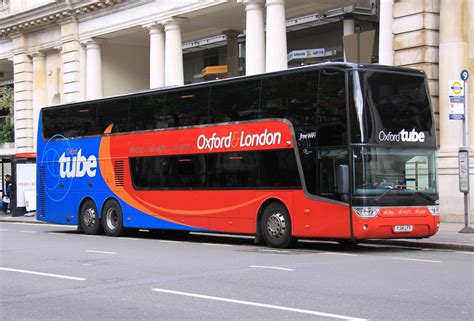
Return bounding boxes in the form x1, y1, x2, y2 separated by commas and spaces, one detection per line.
1, 212, 473, 251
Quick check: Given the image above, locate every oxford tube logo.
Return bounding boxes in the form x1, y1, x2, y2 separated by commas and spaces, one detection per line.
59, 149, 97, 178
378, 129, 425, 143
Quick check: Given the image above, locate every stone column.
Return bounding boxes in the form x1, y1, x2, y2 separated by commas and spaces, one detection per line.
11, 34, 34, 154
61, 18, 83, 103
343, 16, 354, 36
243, 0, 265, 75
378, 0, 393, 65
343, 15, 355, 62
223, 30, 240, 78
148, 24, 165, 88
265, 0, 287, 72
438, 0, 472, 223
31, 51, 46, 151
469, 0, 474, 151
164, 19, 185, 87
84, 39, 103, 100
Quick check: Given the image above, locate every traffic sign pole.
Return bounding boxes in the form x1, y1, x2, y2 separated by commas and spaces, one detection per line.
459, 70, 473, 233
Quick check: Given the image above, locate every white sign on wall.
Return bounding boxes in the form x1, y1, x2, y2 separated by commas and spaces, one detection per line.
288, 48, 325, 61
16, 163, 36, 208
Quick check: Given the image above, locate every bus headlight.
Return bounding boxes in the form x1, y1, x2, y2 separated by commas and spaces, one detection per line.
428, 206, 439, 216
353, 207, 380, 218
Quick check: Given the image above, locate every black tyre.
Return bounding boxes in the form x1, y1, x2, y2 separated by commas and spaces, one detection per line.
79, 199, 103, 235
101, 199, 124, 237
261, 202, 294, 248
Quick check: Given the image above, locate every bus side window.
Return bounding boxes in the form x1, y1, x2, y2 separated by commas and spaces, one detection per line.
173, 155, 207, 188
129, 94, 165, 131
317, 69, 347, 146
97, 98, 130, 134
65, 104, 98, 138
316, 69, 349, 201
209, 79, 261, 124
260, 71, 318, 128
259, 149, 301, 188
165, 88, 209, 128
208, 152, 258, 188
43, 107, 68, 139
318, 148, 348, 201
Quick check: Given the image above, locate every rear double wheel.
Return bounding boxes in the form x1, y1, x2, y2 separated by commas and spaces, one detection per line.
102, 199, 125, 237
261, 202, 294, 248
79, 199, 103, 235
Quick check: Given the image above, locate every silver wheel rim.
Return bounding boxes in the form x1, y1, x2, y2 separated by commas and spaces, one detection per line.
106, 207, 118, 231
83, 207, 96, 228
267, 212, 286, 239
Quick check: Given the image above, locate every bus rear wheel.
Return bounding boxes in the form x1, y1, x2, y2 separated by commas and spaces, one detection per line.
79, 200, 103, 235
102, 199, 124, 237
261, 202, 294, 248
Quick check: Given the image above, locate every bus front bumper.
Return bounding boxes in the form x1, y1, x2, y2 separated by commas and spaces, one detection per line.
351, 207, 440, 240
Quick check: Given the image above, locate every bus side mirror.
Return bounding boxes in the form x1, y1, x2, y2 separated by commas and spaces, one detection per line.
337, 164, 349, 196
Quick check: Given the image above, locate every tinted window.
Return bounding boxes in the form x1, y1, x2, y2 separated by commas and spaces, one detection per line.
299, 148, 317, 194
97, 99, 129, 134
358, 71, 435, 145
130, 149, 301, 190
165, 88, 209, 127
365, 72, 431, 132
42, 107, 69, 139
130, 156, 166, 188
319, 148, 348, 200
130, 154, 206, 189
208, 152, 258, 188
209, 79, 261, 123
260, 71, 319, 193
259, 149, 301, 188
129, 94, 165, 131
65, 104, 98, 137
169, 154, 207, 188
260, 71, 318, 131
317, 69, 347, 146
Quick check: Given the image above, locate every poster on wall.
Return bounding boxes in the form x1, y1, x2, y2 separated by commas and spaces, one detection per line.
16, 163, 36, 209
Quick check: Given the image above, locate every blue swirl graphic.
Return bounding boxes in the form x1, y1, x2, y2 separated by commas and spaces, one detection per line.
41, 134, 73, 202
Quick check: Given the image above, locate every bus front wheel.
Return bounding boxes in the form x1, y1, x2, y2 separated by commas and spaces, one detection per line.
79, 200, 103, 235
102, 199, 124, 237
261, 202, 294, 248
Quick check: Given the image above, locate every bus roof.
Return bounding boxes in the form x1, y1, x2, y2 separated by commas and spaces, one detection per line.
41, 62, 426, 111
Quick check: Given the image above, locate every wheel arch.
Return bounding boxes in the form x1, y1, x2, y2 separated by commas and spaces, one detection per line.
256, 197, 291, 238
78, 196, 96, 219
100, 196, 120, 216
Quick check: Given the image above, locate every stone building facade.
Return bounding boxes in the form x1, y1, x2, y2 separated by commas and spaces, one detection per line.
0, 0, 473, 222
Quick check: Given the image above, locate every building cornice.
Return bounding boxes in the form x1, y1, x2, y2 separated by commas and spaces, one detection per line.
0, 0, 140, 39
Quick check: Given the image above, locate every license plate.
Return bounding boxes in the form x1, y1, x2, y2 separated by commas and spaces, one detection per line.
394, 225, 413, 233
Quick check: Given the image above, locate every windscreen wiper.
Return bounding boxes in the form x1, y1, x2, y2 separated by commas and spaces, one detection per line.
373, 186, 402, 203
374, 187, 437, 204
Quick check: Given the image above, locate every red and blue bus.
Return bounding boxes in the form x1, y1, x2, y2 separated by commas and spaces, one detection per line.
37, 63, 440, 247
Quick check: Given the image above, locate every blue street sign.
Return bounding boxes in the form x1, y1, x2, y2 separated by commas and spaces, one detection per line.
460, 69, 469, 81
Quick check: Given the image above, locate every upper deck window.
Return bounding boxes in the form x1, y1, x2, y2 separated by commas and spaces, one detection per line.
351, 71, 435, 146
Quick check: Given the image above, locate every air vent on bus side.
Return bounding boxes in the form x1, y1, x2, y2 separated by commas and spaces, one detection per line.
114, 160, 124, 187
39, 166, 46, 214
